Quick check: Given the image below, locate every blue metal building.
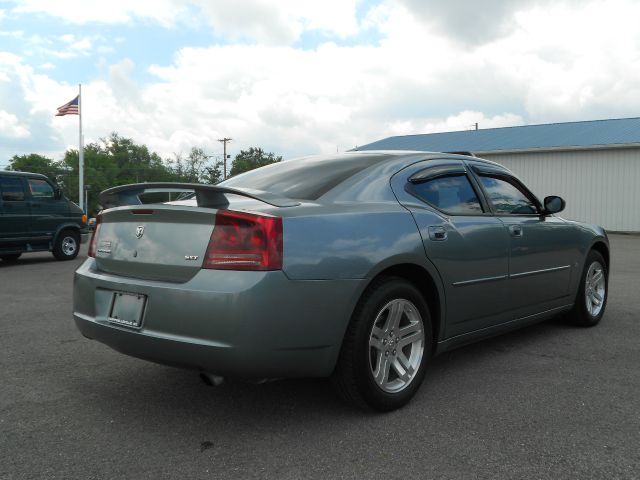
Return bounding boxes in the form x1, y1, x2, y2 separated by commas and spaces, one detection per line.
356, 118, 640, 231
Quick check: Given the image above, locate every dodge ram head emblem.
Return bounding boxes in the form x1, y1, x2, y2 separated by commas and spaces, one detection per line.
135, 226, 144, 239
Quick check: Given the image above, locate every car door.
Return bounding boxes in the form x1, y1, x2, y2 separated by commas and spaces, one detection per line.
469, 163, 577, 318
391, 159, 511, 338
26, 177, 70, 241
0, 175, 31, 251
0, 175, 31, 245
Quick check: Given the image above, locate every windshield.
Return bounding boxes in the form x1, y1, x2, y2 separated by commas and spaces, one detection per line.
220, 154, 388, 200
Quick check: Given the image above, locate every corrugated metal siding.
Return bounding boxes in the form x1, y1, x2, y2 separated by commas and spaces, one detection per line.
483, 149, 640, 232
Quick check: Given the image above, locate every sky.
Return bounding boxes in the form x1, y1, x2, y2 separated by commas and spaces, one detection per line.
1, 0, 640, 168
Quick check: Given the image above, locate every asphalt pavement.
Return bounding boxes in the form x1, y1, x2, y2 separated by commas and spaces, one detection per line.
1, 235, 639, 479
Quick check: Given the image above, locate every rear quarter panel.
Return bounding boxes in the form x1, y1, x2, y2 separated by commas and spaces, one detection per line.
282, 203, 427, 280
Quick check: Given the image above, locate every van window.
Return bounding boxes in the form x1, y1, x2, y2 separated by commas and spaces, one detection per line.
0, 176, 25, 201
28, 178, 55, 199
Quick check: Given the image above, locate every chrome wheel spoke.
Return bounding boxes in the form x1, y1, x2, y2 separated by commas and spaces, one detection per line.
591, 270, 603, 286
371, 326, 384, 341
396, 351, 413, 374
374, 354, 391, 386
398, 321, 421, 337
369, 335, 384, 351
592, 291, 603, 305
387, 301, 403, 331
398, 326, 423, 348
392, 357, 413, 382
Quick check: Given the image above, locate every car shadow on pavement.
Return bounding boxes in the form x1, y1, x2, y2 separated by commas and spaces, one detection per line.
75, 316, 580, 432
0, 254, 86, 268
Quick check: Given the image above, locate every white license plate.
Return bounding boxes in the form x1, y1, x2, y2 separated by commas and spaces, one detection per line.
108, 292, 147, 328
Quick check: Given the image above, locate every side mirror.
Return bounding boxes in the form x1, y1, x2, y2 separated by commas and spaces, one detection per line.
54, 187, 62, 200
543, 195, 565, 215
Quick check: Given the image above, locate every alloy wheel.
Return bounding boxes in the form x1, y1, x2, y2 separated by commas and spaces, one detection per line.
368, 299, 425, 393
585, 261, 606, 317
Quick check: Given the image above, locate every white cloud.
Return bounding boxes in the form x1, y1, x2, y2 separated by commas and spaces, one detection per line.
11, 0, 185, 27
387, 111, 524, 136
10, 0, 361, 45
0, 110, 30, 138
3, 0, 640, 165
191, 0, 359, 44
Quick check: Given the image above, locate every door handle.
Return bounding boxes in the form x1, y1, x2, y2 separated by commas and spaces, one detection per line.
509, 225, 523, 237
428, 226, 447, 241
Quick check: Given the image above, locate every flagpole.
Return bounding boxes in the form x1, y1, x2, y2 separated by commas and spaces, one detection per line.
78, 83, 84, 212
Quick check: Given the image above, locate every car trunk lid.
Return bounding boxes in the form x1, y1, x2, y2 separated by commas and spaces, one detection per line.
93, 205, 216, 283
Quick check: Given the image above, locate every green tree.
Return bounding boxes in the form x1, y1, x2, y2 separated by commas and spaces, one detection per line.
229, 147, 282, 177
5, 133, 225, 215
170, 147, 224, 184
60, 133, 183, 215
7, 154, 64, 183
203, 161, 224, 184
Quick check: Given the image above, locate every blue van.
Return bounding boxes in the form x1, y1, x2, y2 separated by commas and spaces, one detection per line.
0, 171, 89, 262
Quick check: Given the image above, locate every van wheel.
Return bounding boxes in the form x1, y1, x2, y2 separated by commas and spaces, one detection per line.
332, 276, 432, 412
1, 253, 21, 262
53, 231, 80, 260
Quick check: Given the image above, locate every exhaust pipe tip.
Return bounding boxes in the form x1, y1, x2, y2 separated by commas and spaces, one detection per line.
199, 372, 224, 387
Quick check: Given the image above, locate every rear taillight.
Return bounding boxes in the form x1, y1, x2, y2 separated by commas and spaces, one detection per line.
203, 210, 283, 271
88, 214, 102, 258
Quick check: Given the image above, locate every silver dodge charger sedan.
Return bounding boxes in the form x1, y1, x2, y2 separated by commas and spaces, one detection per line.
73, 151, 609, 411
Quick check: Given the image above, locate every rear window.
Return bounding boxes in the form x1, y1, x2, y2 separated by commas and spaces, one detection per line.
220, 154, 388, 200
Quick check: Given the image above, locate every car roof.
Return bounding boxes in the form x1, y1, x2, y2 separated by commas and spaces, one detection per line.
0, 170, 52, 181
341, 149, 506, 169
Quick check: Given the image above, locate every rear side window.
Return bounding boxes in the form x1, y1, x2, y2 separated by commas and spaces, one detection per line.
221, 155, 389, 200
0, 176, 25, 201
28, 179, 54, 199
409, 175, 483, 215
478, 175, 538, 214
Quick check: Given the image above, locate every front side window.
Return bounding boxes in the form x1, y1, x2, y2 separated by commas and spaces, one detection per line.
409, 175, 483, 215
0, 176, 25, 201
28, 179, 54, 199
478, 175, 538, 214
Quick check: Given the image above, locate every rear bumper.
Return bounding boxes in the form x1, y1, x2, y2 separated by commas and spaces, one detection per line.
73, 259, 365, 378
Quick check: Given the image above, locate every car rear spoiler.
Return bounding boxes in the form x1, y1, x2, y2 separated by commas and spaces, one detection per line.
98, 182, 301, 209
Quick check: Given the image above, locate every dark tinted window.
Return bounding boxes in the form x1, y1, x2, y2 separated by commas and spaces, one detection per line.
28, 178, 54, 198
220, 155, 388, 200
0, 176, 25, 201
478, 175, 538, 214
410, 175, 483, 215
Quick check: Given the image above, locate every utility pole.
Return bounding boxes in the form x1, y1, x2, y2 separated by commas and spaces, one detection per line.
217, 137, 232, 179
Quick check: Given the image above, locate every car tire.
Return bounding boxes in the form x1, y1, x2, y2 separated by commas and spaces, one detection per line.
52, 230, 80, 261
567, 250, 608, 327
332, 276, 432, 412
0, 253, 22, 262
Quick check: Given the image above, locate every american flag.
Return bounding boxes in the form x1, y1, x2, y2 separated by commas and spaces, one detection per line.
55, 95, 79, 116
